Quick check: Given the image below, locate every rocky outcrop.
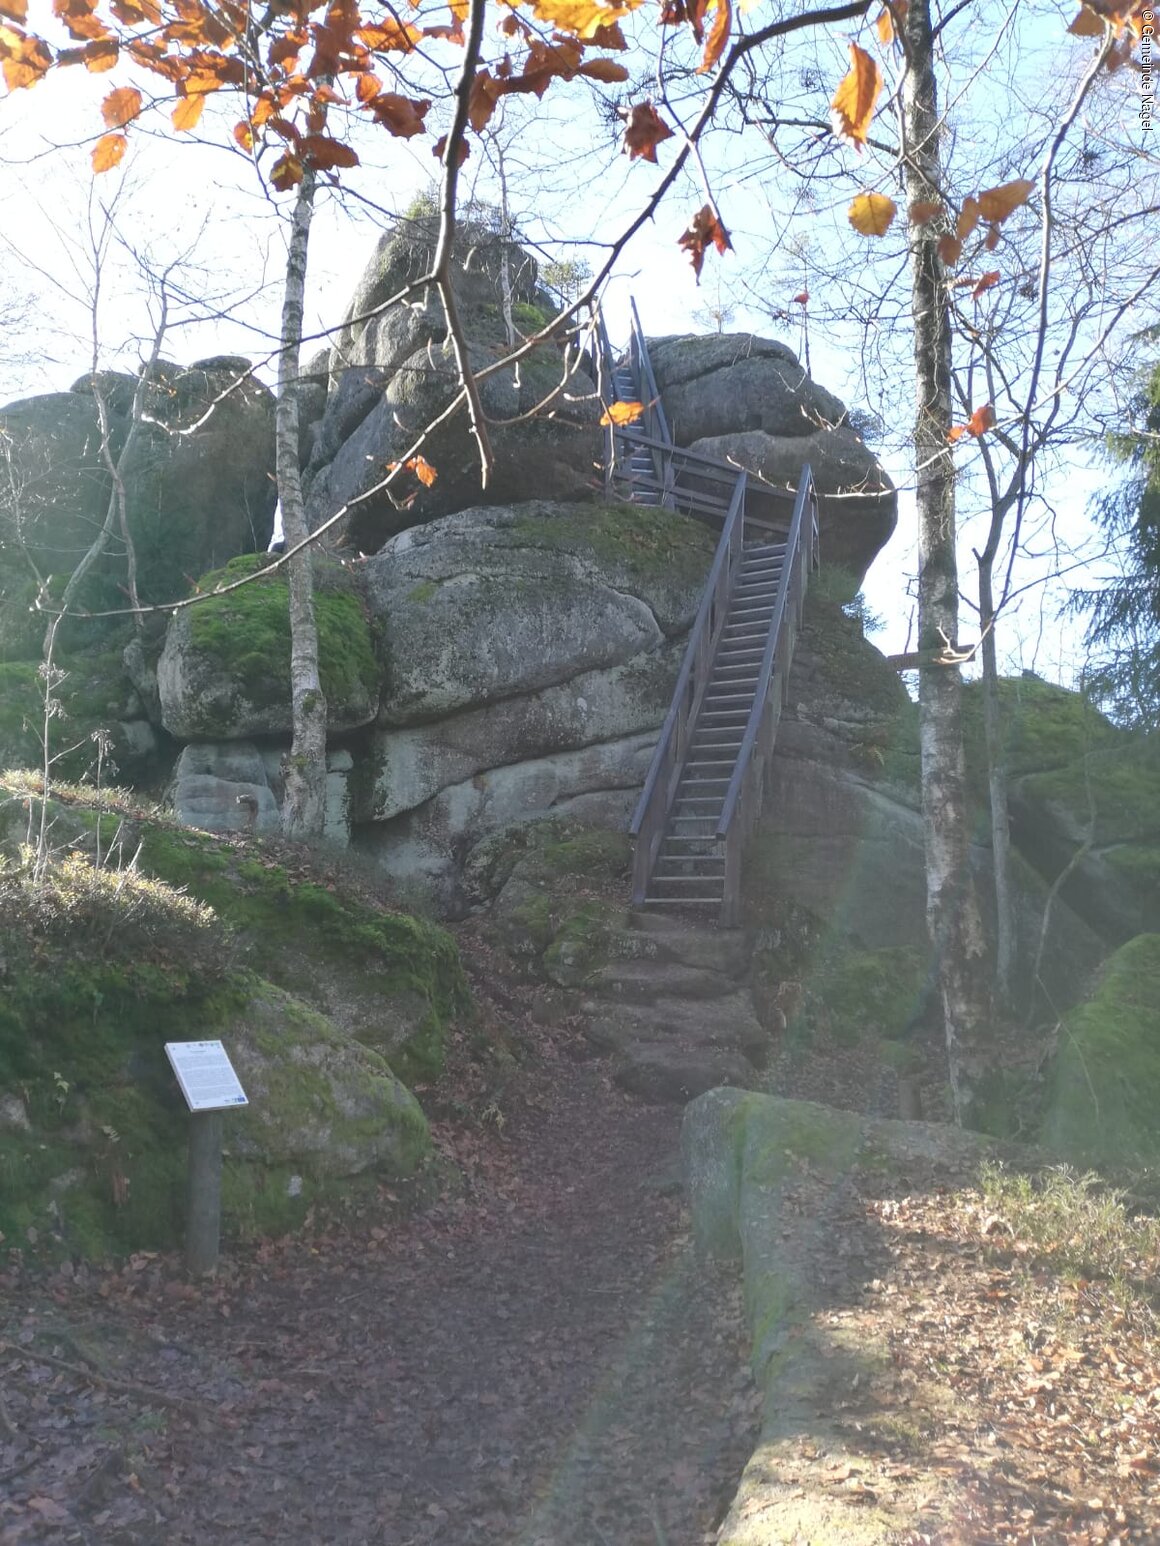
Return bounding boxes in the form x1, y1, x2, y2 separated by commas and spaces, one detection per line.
158, 554, 380, 741
648, 332, 896, 581
0, 360, 277, 648
302, 218, 602, 554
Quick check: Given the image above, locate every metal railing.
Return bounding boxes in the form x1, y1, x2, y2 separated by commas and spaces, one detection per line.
599, 300, 818, 924
717, 468, 819, 925
628, 470, 748, 905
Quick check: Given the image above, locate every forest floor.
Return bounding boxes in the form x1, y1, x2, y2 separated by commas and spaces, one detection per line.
2, 926, 1159, 1546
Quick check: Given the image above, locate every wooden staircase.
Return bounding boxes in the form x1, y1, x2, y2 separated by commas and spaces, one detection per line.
593, 302, 820, 927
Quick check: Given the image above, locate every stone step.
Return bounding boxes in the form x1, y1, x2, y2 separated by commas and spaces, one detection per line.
580, 959, 737, 1003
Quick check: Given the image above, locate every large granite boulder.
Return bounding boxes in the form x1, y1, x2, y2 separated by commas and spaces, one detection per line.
158, 554, 381, 741
303, 218, 602, 554
646, 332, 896, 582
0, 361, 276, 650
363, 498, 714, 724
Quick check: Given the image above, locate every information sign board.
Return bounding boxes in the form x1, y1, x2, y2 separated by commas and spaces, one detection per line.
165, 1040, 248, 1113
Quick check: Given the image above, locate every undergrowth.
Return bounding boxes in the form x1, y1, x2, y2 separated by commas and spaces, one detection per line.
980, 1160, 1160, 1322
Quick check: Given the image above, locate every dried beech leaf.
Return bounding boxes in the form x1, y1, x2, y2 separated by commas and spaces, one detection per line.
847, 191, 897, 236
830, 43, 882, 149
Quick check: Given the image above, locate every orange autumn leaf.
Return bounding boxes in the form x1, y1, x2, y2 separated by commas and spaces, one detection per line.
91, 129, 127, 171
622, 100, 674, 161
432, 132, 469, 165
874, 0, 906, 43
847, 191, 897, 236
0, 26, 53, 89
956, 194, 981, 241
600, 400, 645, 426
468, 69, 503, 130
976, 177, 1034, 223
792, 290, 809, 304
269, 151, 304, 190
948, 402, 995, 442
356, 18, 421, 51
578, 55, 629, 80
908, 198, 942, 224
233, 118, 253, 152
53, 0, 112, 42
520, 0, 647, 41
984, 223, 1001, 251
971, 270, 1000, 298
101, 84, 142, 127
937, 233, 962, 265
1068, 4, 1105, 33
698, 0, 731, 74
830, 42, 882, 149
72, 36, 118, 69
407, 456, 438, 487
172, 93, 204, 131
365, 93, 430, 137
0, 0, 27, 22
678, 203, 731, 280
301, 134, 360, 170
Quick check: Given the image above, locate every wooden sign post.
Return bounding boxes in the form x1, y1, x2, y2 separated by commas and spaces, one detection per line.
165, 1041, 248, 1275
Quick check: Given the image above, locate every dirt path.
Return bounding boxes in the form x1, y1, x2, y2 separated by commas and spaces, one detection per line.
0, 1026, 760, 1546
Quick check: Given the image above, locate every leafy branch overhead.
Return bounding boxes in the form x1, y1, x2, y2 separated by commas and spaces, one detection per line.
0, 0, 1153, 279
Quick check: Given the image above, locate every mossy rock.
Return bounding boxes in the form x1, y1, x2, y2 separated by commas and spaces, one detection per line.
811, 946, 928, 1045
1044, 933, 1160, 1169
961, 676, 1124, 797
135, 825, 470, 1083
507, 499, 717, 593
0, 857, 429, 1261
157, 554, 382, 740
0, 651, 158, 783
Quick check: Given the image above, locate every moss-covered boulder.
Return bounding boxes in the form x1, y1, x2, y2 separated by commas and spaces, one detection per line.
0, 854, 430, 1261
157, 554, 382, 740
1, 364, 276, 654
1044, 933, 1160, 1169
134, 824, 469, 1082
0, 652, 161, 783
1013, 732, 1160, 942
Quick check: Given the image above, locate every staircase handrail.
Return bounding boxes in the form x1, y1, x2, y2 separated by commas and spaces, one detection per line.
628, 471, 748, 902
628, 298, 673, 450
716, 466, 818, 841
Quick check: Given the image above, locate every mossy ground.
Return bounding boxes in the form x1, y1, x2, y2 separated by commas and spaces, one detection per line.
186, 553, 381, 724
0, 840, 436, 1262
135, 823, 471, 1084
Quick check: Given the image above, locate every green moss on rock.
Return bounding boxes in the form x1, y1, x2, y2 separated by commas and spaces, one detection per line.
136, 826, 470, 1082
0, 855, 431, 1262
0, 652, 150, 782
510, 500, 716, 589
1044, 933, 1160, 1169
812, 946, 927, 1045
962, 676, 1124, 798
183, 554, 381, 731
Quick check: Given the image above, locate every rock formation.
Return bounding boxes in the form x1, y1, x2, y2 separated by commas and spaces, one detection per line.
301, 215, 603, 555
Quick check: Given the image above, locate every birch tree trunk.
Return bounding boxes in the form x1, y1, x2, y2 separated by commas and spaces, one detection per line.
903, 0, 993, 1127
277, 166, 328, 841
978, 551, 1017, 1005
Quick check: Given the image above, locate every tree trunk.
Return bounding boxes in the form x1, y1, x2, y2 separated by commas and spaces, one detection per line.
978, 553, 1017, 1006
903, 0, 992, 1127
277, 167, 328, 842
